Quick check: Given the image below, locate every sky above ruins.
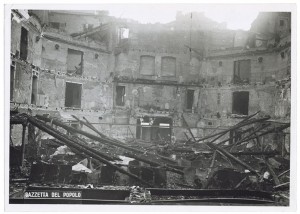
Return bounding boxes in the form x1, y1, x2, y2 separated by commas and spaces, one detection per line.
98, 4, 261, 30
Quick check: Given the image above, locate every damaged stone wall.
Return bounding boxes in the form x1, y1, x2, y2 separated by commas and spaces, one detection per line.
204, 47, 290, 84
10, 10, 291, 145
11, 15, 43, 65
37, 72, 113, 110
114, 48, 189, 82
11, 12, 42, 104
197, 84, 290, 125
33, 10, 111, 35
41, 39, 110, 80
11, 62, 33, 104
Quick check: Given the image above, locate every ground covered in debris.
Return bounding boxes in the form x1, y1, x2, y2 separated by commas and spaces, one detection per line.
9, 111, 290, 205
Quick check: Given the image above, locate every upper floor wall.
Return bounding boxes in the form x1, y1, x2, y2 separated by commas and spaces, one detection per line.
11, 10, 43, 66
251, 12, 291, 39
40, 36, 112, 81
202, 45, 291, 85
32, 10, 111, 34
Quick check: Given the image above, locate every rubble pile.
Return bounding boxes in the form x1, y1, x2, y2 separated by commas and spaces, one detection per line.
9, 111, 290, 205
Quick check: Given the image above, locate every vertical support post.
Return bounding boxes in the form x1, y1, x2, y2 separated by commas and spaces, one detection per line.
21, 123, 27, 165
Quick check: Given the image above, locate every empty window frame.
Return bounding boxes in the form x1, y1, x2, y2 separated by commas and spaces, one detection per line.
161, 56, 176, 76
31, 75, 38, 105
65, 82, 82, 108
116, 85, 125, 106
186, 89, 195, 110
233, 59, 251, 84
140, 55, 155, 75
232, 91, 249, 115
20, 27, 28, 60
67, 49, 83, 75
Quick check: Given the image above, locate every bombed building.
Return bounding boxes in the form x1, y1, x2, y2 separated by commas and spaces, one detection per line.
9, 9, 291, 205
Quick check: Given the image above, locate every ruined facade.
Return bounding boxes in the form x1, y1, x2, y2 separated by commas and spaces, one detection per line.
10, 10, 291, 145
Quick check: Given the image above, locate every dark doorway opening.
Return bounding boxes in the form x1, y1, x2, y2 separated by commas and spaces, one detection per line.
20, 27, 28, 60
186, 89, 194, 110
232, 91, 249, 115
31, 75, 38, 105
136, 117, 172, 142
116, 85, 125, 106
65, 82, 82, 108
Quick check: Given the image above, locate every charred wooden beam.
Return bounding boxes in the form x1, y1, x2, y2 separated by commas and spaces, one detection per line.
69, 135, 120, 161
195, 112, 264, 143
206, 142, 260, 176
82, 116, 107, 137
225, 123, 290, 149
36, 114, 177, 164
27, 115, 154, 187
216, 123, 270, 146
72, 115, 106, 138
124, 152, 184, 175
225, 123, 271, 149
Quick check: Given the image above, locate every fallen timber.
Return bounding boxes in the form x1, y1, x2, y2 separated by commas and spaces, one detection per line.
194, 111, 262, 143
209, 121, 271, 147
26, 115, 155, 187
72, 115, 107, 139
124, 152, 184, 175
36, 115, 175, 163
36, 114, 182, 174
227, 123, 271, 150
36, 114, 177, 164
206, 142, 260, 176
224, 123, 290, 149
